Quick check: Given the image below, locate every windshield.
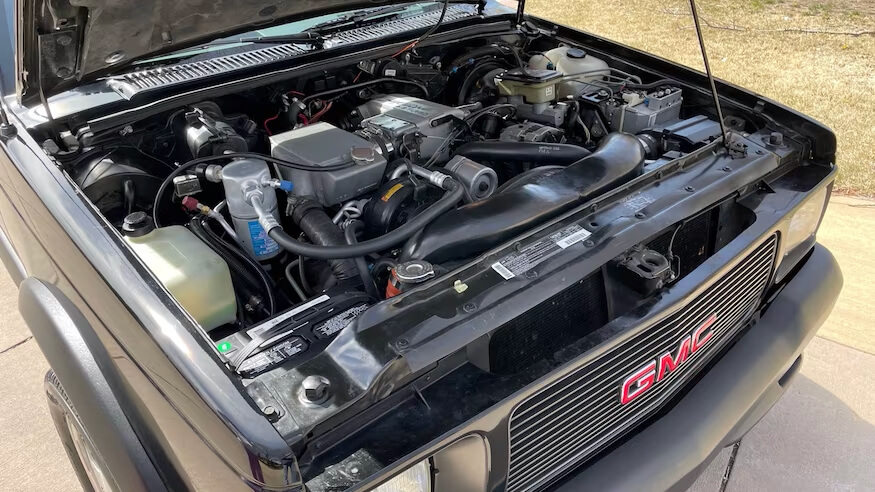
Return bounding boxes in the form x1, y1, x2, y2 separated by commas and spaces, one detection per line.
141, 1, 515, 65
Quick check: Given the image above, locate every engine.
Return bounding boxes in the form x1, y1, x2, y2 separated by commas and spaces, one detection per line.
51, 35, 727, 374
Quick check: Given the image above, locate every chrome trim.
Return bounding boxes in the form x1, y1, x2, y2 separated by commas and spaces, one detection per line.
505, 235, 779, 492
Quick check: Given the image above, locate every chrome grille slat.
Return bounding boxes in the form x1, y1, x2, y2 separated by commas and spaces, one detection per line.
508, 277, 764, 458
506, 235, 778, 492
509, 251, 772, 432
106, 6, 475, 98
507, 291, 759, 480
508, 291, 758, 471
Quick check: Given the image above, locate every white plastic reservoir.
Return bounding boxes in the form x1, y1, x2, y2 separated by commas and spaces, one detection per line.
530, 47, 610, 98
123, 213, 237, 331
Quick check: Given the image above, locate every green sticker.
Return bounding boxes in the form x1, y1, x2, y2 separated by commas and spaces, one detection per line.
217, 341, 233, 353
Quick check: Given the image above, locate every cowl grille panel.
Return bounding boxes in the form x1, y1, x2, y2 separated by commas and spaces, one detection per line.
506, 235, 778, 492
107, 6, 476, 98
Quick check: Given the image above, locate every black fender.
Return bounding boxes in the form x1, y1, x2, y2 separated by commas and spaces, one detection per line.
18, 277, 167, 492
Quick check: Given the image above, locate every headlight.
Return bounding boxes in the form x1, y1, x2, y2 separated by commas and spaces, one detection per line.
372, 459, 431, 492
777, 185, 829, 280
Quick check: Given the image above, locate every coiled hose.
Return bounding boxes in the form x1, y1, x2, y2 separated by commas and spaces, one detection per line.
260, 179, 465, 260
189, 217, 276, 317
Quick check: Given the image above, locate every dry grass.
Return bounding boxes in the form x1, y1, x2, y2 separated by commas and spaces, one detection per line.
527, 0, 875, 196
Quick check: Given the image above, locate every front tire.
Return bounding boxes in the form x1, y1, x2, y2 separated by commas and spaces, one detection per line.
45, 370, 114, 492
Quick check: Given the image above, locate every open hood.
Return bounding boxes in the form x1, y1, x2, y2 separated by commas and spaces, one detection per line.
16, 0, 447, 105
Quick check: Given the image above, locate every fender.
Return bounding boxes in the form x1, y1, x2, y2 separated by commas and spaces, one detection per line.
18, 277, 169, 492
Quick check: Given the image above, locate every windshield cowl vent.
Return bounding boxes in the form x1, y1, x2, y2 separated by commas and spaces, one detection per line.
106, 5, 476, 100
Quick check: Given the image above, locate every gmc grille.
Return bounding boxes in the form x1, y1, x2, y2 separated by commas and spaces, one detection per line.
505, 234, 778, 492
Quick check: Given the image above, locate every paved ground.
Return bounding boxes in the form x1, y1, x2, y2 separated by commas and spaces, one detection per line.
0, 195, 872, 491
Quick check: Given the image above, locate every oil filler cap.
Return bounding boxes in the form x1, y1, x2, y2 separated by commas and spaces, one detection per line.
122, 211, 155, 237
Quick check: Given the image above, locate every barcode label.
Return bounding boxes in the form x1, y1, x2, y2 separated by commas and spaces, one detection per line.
556, 228, 592, 249
491, 262, 516, 280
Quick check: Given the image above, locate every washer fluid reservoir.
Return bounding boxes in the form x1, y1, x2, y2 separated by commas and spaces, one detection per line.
122, 212, 237, 331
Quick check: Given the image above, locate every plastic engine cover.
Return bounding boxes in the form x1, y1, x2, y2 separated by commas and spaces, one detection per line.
270, 122, 388, 207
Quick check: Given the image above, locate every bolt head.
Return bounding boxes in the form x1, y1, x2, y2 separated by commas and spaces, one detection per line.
301, 375, 330, 403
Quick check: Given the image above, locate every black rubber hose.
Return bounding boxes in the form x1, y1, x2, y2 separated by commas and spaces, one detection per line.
300, 77, 429, 105
197, 218, 277, 316
289, 198, 361, 285
344, 221, 380, 299
269, 180, 465, 259
152, 152, 351, 227
457, 61, 505, 105
454, 142, 592, 165
189, 217, 276, 316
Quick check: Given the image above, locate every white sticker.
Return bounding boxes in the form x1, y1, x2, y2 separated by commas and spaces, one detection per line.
491, 262, 516, 280
556, 228, 592, 249
385, 68, 397, 76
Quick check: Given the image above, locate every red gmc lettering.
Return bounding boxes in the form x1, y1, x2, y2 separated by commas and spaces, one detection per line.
620, 361, 656, 405
620, 314, 718, 405
657, 336, 691, 380
692, 314, 717, 352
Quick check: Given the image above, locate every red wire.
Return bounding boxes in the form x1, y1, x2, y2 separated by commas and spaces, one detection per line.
288, 90, 305, 97
391, 41, 417, 58
263, 112, 281, 136
353, 71, 363, 83
298, 114, 310, 125
310, 102, 333, 123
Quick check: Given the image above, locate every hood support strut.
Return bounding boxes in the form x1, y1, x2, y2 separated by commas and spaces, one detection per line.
688, 0, 729, 147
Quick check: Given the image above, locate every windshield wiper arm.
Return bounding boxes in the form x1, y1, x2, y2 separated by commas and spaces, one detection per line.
307, 4, 412, 32
207, 32, 324, 48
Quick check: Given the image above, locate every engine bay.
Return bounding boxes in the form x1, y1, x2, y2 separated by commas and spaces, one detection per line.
41, 32, 738, 383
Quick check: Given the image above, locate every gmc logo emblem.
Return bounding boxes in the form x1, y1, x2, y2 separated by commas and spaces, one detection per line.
620, 314, 717, 405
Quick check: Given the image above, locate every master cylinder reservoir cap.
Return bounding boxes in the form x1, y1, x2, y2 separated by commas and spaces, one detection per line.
122, 211, 155, 237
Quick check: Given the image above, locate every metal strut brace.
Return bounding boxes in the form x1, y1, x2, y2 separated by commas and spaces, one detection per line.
688, 0, 730, 148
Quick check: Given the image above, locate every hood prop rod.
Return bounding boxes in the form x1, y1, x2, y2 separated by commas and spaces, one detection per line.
688, 0, 729, 148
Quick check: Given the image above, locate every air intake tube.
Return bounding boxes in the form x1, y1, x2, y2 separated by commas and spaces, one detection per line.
401, 133, 646, 263
286, 196, 361, 286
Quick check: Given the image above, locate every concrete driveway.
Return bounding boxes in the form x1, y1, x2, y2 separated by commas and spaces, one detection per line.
0, 196, 872, 491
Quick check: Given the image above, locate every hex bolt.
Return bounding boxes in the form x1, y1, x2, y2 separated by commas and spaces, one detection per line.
755, 149, 765, 155
722, 166, 732, 172
395, 338, 409, 350
635, 211, 646, 219
463, 302, 476, 312
300, 375, 331, 404
768, 132, 784, 146
262, 405, 279, 421
684, 186, 695, 192
583, 239, 595, 247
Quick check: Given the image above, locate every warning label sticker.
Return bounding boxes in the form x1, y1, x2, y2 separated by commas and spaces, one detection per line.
490, 224, 592, 280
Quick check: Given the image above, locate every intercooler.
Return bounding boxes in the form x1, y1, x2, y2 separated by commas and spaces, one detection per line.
505, 234, 778, 492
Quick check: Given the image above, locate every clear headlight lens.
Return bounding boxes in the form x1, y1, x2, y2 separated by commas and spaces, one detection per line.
372, 459, 431, 492
777, 186, 828, 280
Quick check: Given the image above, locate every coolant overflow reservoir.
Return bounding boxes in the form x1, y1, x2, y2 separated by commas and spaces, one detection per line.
122, 212, 236, 331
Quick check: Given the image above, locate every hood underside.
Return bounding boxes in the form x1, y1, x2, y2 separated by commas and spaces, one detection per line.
19, 0, 455, 104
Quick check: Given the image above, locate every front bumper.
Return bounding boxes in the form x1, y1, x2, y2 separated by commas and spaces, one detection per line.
550, 243, 843, 491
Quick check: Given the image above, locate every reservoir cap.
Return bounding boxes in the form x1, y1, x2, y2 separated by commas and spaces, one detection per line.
122, 211, 155, 237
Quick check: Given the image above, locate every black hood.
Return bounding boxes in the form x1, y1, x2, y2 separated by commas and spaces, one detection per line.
16, 0, 439, 105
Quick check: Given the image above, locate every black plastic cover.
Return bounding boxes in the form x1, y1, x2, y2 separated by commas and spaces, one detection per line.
401, 133, 646, 263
